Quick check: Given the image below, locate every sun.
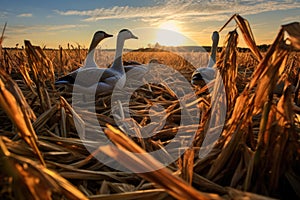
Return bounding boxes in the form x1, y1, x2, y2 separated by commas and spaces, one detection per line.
155, 21, 186, 46
159, 20, 181, 32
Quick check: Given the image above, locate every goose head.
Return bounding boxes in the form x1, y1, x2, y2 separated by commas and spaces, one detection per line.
111, 29, 138, 70
88, 31, 113, 53
118, 29, 138, 41
93, 31, 113, 43
211, 31, 219, 46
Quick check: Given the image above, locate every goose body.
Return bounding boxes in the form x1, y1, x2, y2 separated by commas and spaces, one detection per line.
191, 31, 219, 87
56, 29, 138, 95
123, 59, 159, 72
55, 31, 113, 85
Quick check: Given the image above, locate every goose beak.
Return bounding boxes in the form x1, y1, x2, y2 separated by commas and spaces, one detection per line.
132, 34, 138, 39
105, 33, 113, 38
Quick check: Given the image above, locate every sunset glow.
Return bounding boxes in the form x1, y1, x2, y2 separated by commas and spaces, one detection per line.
0, 1, 299, 48
155, 21, 187, 46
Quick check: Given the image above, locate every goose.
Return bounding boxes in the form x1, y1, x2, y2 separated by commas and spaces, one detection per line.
102, 29, 138, 88
55, 30, 113, 85
191, 31, 219, 87
56, 29, 139, 95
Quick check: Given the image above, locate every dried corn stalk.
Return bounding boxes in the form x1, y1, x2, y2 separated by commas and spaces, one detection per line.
0, 137, 88, 200
102, 125, 221, 200
217, 29, 239, 113
0, 74, 44, 165
25, 40, 54, 111
0, 69, 36, 121
219, 14, 262, 61
0, 22, 6, 60
282, 22, 300, 50
201, 20, 300, 198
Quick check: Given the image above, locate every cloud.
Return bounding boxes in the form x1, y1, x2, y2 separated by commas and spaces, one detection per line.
281, 15, 300, 23
46, 24, 88, 31
0, 11, 9, 18
6, 24, 88, 36
17, 13, 33, 17
54, 0, 300, 25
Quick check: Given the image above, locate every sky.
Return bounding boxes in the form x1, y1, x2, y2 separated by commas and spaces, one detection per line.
0, 0, 300, 49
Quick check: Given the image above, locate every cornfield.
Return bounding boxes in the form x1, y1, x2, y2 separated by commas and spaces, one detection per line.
0, 14, 299, 200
